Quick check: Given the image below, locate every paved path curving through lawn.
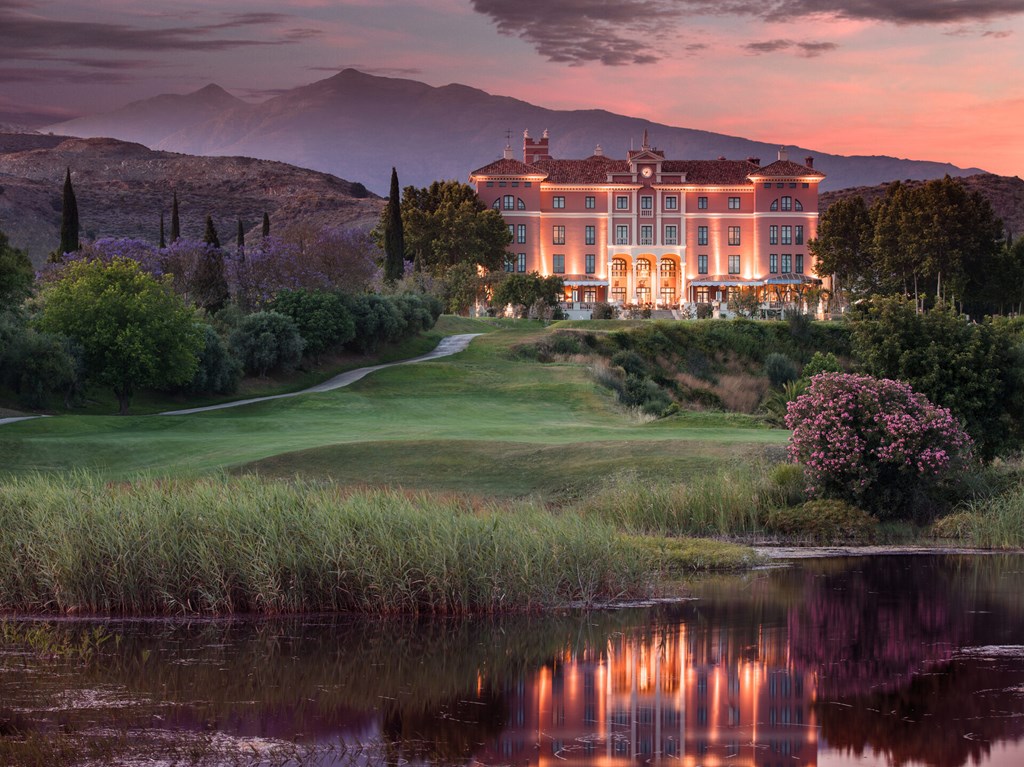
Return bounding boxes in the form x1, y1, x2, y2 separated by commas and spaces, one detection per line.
160, 333, 482, 416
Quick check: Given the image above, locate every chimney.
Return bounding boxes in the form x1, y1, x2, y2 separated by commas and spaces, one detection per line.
523, 128, 551, 163
503, 145, 513, 160
594, 144, 604, 157
805, 156, 814, 168
747, 156, 761, 166
778, 146, 789, 162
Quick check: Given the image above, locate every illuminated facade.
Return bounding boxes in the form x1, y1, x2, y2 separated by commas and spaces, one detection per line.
469, 131, 826, 308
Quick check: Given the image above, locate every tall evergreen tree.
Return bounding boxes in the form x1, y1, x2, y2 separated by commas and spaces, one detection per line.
159, 212, 166, 249
58, 167, 80, 257
261, 211, 270, 238
236, 218, 245, 255
383, 167, 405, 283
203, 214, 221, 248
170, 191, 180, 243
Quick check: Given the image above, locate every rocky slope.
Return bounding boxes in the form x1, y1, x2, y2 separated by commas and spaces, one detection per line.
0, 135, 383, 266
48, 69, 986, 195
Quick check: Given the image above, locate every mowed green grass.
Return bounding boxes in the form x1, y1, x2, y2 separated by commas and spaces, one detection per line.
0, 320, 787, 493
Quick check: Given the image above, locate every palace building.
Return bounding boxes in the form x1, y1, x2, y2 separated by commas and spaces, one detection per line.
469, 130, 826, 311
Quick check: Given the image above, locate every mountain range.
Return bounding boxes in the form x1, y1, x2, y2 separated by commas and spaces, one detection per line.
0, 135, 382, 266
46, 69, 988, 196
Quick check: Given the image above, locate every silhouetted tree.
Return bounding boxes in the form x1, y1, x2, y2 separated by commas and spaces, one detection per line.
170, 191, 181, 242
262, 211, 270, 238
203, 214, 221, 248
159, 212, 166, 249
57, 167, 79, 258
236, 218, 244, 255
383, 167, 405, 283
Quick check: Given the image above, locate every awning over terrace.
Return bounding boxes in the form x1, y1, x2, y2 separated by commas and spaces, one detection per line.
559, 274, 608, 286
689, 274, 823, 287
689, 275, 762, 287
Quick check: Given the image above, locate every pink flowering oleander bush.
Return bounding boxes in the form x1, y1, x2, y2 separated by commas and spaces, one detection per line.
785, 373, 973, 520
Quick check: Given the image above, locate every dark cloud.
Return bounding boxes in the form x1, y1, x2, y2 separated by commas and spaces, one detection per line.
797, 41, 840, 55
470, 0, 679, 65
744, 39, 794, 54
0, 66, 136, 84
743, 39, 839, 56
683, 0, 1024, 24
472, 0, 1024, 65
0, 4, 316, 57
307, 65, 424, 77
982, 28, 1014, 36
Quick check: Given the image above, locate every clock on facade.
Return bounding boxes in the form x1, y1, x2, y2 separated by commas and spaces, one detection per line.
640, 167, 653, 178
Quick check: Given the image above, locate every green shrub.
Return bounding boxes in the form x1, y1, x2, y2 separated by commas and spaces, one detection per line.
229, 310, 304, 377
186, 324, 242, 395
592, 302, 617, 320
765, 499, 878, 543
764, 352, 799, 386
611, 349, 649, 377
801, 350, 842, 379
270, 289, 356, 361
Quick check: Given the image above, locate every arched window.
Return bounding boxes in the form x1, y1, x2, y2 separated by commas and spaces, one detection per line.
517, 198, 526, 210
660, 258, 676, 277
795, 199, 803, 211
781, 196, 792, 211
503, 195, 515, 210
492, 199, 500, 209
636, 258, 651, 274
770, 199, 778, 211
611, 258, 628, 276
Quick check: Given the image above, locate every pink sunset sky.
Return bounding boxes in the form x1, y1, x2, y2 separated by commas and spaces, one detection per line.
2, 0, 1022, 177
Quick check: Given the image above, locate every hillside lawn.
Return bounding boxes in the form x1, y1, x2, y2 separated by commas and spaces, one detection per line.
0, 317, 787, 498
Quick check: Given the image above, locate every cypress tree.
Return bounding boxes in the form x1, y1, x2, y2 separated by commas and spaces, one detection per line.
170, 191, 180, 243
236, 218, 244, 256
159, 212, 166, 249
261, 211, 270, 238
203, 214, 221, 248
58, 167, 80, 256
383, 167, 405, 283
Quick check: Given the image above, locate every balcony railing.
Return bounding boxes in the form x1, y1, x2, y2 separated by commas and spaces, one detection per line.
615, 238, 630, 245
640, 209, 654, 217
639, 238, 654, 246
664, 238, 678, 245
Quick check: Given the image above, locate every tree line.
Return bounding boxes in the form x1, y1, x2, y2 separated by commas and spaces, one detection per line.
1, 169, 447, 415
810, 176, 1022, 316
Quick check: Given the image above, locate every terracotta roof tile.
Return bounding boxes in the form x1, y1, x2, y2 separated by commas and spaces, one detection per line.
663, 160, 759, 185
470, 158, 543, 177
532, 157, 626, 183
750, 159, 825, 178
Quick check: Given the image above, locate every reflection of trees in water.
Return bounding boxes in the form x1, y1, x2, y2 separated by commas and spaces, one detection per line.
787, 557, 967, 698
816, 658, 1024, 767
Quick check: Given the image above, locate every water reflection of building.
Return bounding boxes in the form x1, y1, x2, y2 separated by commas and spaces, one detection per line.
479, 624, 818, 767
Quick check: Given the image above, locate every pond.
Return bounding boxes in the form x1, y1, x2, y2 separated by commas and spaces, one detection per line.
2, 554, 1024, 766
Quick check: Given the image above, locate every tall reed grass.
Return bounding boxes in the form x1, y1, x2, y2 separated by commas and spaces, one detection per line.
933, 482, 1024, 549
570, 463, 793, 537
0, 475, 751, 615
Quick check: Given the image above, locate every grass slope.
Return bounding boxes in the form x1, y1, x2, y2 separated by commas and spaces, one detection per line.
0, 321, 786, 493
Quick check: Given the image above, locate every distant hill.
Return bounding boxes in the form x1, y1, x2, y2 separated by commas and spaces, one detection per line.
0, 135, 383, 266
46, 69, 986, 195
821, 173, 1024, 240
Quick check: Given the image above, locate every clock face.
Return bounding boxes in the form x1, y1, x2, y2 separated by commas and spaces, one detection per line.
641, 167, 653, 178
